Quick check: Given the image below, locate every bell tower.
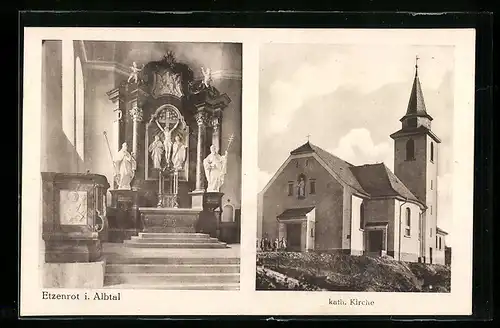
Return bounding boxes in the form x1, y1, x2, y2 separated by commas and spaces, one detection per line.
390, 56, 441, 263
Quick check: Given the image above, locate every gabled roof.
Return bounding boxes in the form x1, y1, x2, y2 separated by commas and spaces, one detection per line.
277, 206, 315, 219
287, 142, 423, 206
290, 142, 368, 195
350, 163, 422, 204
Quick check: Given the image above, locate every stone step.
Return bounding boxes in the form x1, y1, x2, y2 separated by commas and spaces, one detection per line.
106, 257, 240, 265
104, 273, 240, 285
138, 232, 211, 239
106, 264, 240, 274
103, 283, 240, 290
130, 236, 219, 244
142, 227, 196, 233
123, 241, 228, 249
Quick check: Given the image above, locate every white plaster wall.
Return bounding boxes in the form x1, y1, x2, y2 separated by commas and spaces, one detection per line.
394, 200, 421, 262
433, 234, 446, 265
351, 195, 364, 255
306, 210, 316, 251
341, 186, 351, 249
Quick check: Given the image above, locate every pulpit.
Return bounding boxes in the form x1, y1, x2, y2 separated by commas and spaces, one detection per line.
41, 172, 109, 263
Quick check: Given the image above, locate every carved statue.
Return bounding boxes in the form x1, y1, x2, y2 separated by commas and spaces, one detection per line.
173, 73, 183, 97
114, 142, 137, 190
201, 66, 212, 88
155, 118, 180, 166
297, 176, 306, 198
148, 134, 164, 169
127, 62, 143, 84
203, 144, 228, 192
171, 134, 187, 171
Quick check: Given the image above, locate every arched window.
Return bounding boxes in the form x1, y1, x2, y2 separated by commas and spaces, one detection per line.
430, 142, 434, 162
405, 207, 411, 236
75, 56, 84, 161
62, 40, 75, 145
359, 202, 365, 229
406, 139, 415, 161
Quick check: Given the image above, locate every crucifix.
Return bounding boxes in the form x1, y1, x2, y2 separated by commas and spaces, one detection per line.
151, 108, 182, 208
306, 134, 311, 142
415, 55, 420, 68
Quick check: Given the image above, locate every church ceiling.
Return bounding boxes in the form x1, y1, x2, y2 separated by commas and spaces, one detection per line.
80, 41, 242, 78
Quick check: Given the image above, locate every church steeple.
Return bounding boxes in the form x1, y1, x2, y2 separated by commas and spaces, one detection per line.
389, 55, 442, 264
399, 56, 433, 129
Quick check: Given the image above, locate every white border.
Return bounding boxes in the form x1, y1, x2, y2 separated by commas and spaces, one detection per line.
21, 27, 475, 316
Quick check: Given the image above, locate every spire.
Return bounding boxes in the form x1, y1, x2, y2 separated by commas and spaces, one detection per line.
400, 55, 433, 122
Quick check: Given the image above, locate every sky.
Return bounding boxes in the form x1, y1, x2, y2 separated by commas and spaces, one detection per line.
258, 43, 455, 246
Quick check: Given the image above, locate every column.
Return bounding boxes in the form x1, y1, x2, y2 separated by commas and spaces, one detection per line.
211, 110, 222, 151
129, 103, 143, 157
194, 110, 208, 191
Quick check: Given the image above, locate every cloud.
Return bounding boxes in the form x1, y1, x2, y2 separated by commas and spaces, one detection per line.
260, 44, 454, 137
329, 128, 394, 170
258, 169, 273, 193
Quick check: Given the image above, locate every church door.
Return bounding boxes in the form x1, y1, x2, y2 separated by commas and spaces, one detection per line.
367, 230, 384, 255
286, 223, 302, 252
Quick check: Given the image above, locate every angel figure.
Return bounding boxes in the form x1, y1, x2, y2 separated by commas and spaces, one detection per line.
127, 61, 143, 84
155, 118, 180, 166
201, 66, 212, 88
172, 73, 183, 97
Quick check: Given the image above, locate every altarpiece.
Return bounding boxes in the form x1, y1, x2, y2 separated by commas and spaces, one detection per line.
106, 51, 232, 241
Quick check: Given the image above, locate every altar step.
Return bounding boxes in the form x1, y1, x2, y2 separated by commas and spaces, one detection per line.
106, 263, 240, 274
104, 283, 240, 290
103, 243, 240, 290
107, 256, 239, 265
105, 272, 239, 285
123, 232, 228, 249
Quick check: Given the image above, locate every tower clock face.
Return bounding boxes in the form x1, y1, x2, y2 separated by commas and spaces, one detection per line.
59, 190, 88, 225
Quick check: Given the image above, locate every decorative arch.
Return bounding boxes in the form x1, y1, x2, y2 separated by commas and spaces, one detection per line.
145, 104, 190, 180
148, 104, 188, 130
406, 139, 415, 161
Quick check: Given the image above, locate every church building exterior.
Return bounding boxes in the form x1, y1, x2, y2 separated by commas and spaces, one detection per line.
258, 64, 447, 265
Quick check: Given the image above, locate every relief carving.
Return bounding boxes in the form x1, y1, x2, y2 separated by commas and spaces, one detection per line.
152, 70, 184, 98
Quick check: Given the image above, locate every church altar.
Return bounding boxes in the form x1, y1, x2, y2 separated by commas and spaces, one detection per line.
105, 51, 233, 241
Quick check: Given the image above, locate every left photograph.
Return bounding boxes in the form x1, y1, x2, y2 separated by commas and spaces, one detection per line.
40, 40, 242, 290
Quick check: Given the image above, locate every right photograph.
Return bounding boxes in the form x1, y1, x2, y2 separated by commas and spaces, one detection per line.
256, 42, 453, 292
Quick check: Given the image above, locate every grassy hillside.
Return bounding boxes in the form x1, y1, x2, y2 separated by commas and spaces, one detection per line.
256, 251, 450, 292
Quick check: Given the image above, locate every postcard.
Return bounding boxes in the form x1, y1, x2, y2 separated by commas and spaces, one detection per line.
21, 27, 475, 316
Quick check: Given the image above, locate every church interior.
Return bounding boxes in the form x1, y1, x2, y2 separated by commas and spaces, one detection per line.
40, 40, 242, 290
